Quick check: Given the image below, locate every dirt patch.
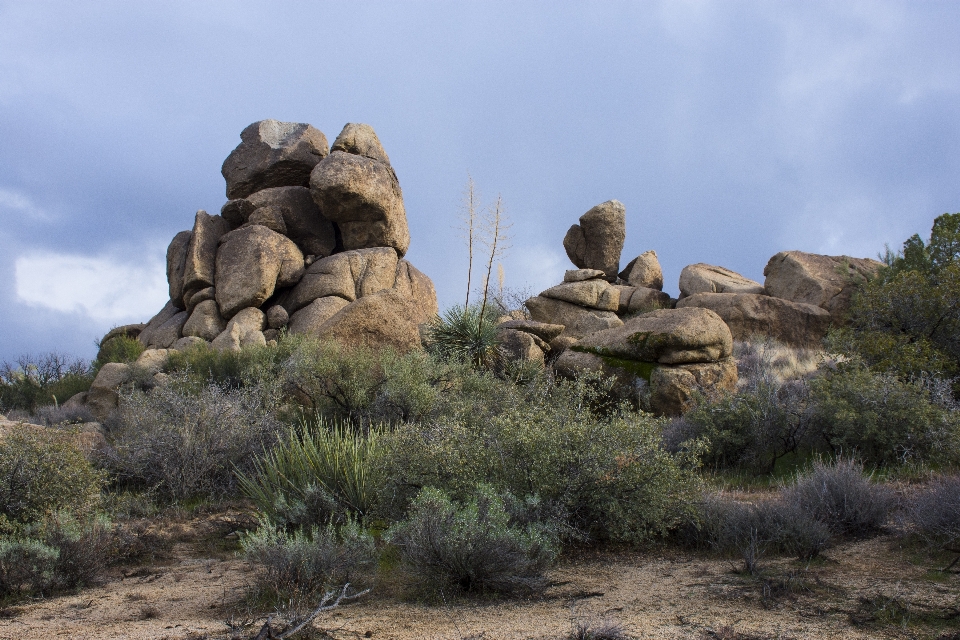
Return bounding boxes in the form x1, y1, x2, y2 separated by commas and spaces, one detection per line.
1, 517, 957, 640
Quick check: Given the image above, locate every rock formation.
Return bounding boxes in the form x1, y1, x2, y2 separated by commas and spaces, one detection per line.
86, 120, 438, 419
86, 123, 885, 420
763, 251, 883, 319
506, 199, 881, 415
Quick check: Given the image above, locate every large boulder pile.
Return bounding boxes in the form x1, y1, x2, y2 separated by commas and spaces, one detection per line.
88, 120, 438, 419
509, 200, 882, 415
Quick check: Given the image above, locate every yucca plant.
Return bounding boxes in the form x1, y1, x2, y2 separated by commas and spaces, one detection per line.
425, 304, 503, 371
238, 416, 385, 529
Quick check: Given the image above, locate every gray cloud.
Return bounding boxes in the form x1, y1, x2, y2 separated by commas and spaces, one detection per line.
1, 0, 958, 361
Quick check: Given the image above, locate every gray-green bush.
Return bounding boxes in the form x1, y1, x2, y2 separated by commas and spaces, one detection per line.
105, 379, 282, 502
386, 485, 556, 595
901, 474, 960, 548
381, 374, 702, 544
0, 425, 104, 535
808, 366, 960, 467
664, 339, 816, 474
242, 518, 375, 600
0, 427, 110, 599
782, 457, 895, 536
694, 493, 830, 574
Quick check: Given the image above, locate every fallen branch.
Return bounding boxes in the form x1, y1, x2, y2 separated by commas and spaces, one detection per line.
250, 584, 370, 640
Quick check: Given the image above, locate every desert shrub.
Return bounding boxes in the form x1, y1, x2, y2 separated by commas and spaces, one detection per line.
694, 493, 830, 573
386, 485, 556, 595
381, 374, 701, 544
0, 537, 58, 596
901, 474, 960, 547
283, 339, 448, 424
105, 378, 282, 502
93, 335, 145, 373
807, 366, 960, 466
242, 518, 375, 600
0, 425, 104, 535
833, 213, 960, 381
782, 458, 894, 536
239, 417, 386, 530
667, 339, 815, 473
424, 303, 503, 371
38, 513, 112, 592
0, 353, 92, 413
165, 338, 295, 392
34, 403, 95, 426
565, 620, 629, 640
0, 428, 109, 598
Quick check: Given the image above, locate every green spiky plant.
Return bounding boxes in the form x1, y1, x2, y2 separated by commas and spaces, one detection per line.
237, 416, 385, 530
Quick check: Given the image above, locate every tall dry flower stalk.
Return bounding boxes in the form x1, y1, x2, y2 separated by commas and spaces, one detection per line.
461, 177, 478, 307
478, 194, 511, 324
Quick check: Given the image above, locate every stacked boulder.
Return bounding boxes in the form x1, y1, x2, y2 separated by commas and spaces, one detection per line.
556, 307, 737, 416
511, 200, 882, 415
87, 120, 438, 419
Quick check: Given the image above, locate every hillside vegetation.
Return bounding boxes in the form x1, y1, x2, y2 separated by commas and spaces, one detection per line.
1, 215, 959, 639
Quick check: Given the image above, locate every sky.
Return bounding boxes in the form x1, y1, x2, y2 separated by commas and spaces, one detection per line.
2, 1, 959, 362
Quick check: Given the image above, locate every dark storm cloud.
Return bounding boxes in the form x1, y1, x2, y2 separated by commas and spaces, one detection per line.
1, 1, 958, 361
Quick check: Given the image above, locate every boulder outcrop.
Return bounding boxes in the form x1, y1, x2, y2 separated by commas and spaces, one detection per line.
311, 289, 427, 353
215, 225, 305, 318
573, 307, 732, 365
101, 120, 436, 399
181, 210, 231, 295
166, 231, 192, 308
244, 187, 337, 258
678, 263, 764, 298
284, 247, 398, 313
539, 279, 620, 312
309, 124, 410, 256
763, 251, 883, 319
676, 292, 831, 348
562, 200, 626, 280
619, 250, 663, 290
222, 120, 329, 199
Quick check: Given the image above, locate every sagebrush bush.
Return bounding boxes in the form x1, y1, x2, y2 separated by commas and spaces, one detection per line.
0, 425, 110, 599
0, 537, 58, 596
901, 474, 960, 547
105, 378, 282, 502
242, 518, 375, 600
671, 336, 960, 472
239, 417, 385, 529
386, 485, 556, 595
164, 338, 294, 392
694, 493, 830, 573
282, 338, 447, 424
0, 425, 104, 535
782, 458, 894, 536
381, 373, 701, 544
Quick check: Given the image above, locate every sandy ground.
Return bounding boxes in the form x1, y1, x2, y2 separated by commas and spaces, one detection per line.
1, 510, 957, 640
